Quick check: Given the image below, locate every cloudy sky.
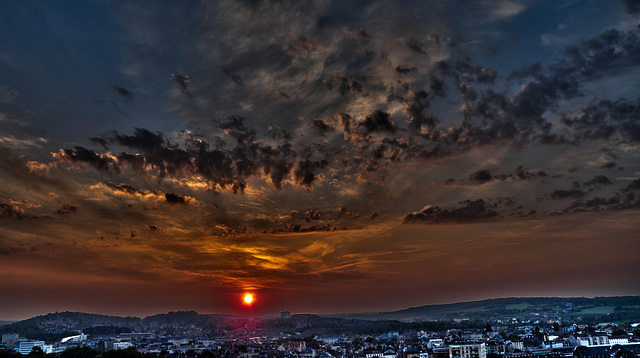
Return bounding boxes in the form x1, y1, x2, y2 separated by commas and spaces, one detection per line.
1, 0, 640, 321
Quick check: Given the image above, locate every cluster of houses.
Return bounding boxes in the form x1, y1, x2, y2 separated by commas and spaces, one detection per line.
2, 321, 640, 358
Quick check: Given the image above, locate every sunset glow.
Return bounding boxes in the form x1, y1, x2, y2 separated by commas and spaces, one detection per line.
0, 1, 639, 321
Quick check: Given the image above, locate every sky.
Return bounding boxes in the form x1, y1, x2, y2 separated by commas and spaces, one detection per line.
1, 0, 640, 321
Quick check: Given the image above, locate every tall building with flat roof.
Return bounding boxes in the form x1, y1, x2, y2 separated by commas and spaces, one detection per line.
449, 343, 487, 358
18, 341, 50, 355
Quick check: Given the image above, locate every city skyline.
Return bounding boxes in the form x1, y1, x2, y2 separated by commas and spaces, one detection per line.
1, 0, 639, 321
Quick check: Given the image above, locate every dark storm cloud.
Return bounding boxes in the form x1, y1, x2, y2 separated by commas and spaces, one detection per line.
626, 179, 640, 190
217, 116, 256, 144
548, 189, 586, 200
312, 118, 334, 135
395, 65, 416, 75
322, 73, 366, 96
468, 169, 493, 183
509, 28, 640, 85
405, 37, 427, 54
458, 84, 477, 101
555, 191, 640, 215
512, 166, 547, 180
464, 166, 547, 183
362, 110, 395, 133
107, 128, 194, 179
170, 74, 191, 98
249, 206, 368, 235
293, 159, 328, 188
561, 28, 640, 79
89, 137, 110, 148
56, 204, 78, 215
269, 222, 348, 234
114, 6, 638, 190
49, 18, 640, 228
403, 199, 499, 224
438, 60, 498, 84
449, 27, 640, 146
105, 183, 144, 195
221, 67, 243, 86
147, 225, 161, 239
112, 128, 165, 151
57, 121, 334, 191
103, 182, 195, 206
552, 196, 621, 215
622, 0, 640, 14
561, 97, 640, 143
2, 0, 640, 320
429, 76, 447, 97
404, 90, 437, 134
458, 89, 549, 144
55, 147, 120, 175
0, 202, 28, 219
303, 209, 321, 222
110, 85, 133, 100
0, 242, 38, 255
600, 162, 616, 169
342, 27, 370, 45
164, 193, 187, 205
583, 175, 613, 187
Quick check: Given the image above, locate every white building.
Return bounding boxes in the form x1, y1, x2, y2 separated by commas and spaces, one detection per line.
449, 343, 487, 358
383, 350, 398, 358
113, 342, 133, 350
61, 333, 88, 344
18, 341, 53, 355
609, 337, 630, 345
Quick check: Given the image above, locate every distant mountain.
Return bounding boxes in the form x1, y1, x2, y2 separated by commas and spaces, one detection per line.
0, 311, 141, 341
329, 296, 640, 321
0, 311, 250, 342
2, 296, 639, 341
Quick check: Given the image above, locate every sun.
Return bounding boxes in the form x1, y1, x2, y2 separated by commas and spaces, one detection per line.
243, 293, 254, 305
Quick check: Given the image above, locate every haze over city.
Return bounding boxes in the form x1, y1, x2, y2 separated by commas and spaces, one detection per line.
1, 0, 639, 321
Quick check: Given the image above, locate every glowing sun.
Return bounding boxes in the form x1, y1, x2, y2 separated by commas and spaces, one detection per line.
243, 293, 254, 305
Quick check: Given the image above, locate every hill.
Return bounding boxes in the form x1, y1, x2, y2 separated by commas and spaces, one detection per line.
1, 296, 639, 341
0, 312, 140, 342
330, 296, 640, 321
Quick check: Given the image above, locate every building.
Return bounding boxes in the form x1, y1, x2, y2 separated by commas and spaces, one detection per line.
278, 341, 306, 353
61, 333, 88, 344
405, 348, 429, 358
18, 341, 52, 355
383, 350, 398, 358
2, 334, 19, 346
281, 311, 292, 319
574, 336, 610, 347
609, 337, 630, 345
112, 342, 134, 350
449, 343, 487, 358
573, 344, 640, 358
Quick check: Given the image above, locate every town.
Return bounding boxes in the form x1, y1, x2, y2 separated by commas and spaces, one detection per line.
2, 307, 640, 358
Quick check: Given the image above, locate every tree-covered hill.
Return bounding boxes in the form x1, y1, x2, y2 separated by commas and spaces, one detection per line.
0, 312, 140, 341
332, 296, 640, 321
2, 296, 639, 341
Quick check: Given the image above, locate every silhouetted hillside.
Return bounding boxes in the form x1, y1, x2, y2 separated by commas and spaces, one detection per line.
2, 296, 639, 341
0, 312, 140, 341
331, 296, 640, 321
